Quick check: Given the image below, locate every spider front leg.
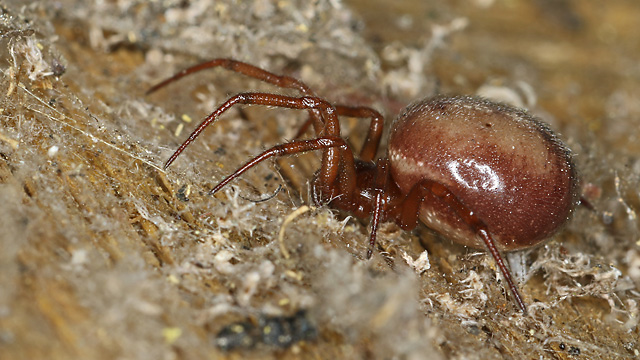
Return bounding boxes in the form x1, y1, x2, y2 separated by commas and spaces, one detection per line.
387, 178, 527, 313
162, 91, 360, 207
163, 93, 341, 169
147, 58, 315, 95
295, 105, 384, 162
209, 137, 349, 195
147, 58, 326, 156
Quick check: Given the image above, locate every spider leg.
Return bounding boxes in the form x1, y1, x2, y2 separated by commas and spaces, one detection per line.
294, 106, 383, 162
147, 58, 325, 152
147, 58, 314, 95
163, 92, 358, 204
388, 178, 527, 313
164, 93, 340, 169
334, 105, 384, 162
367, 158, 391, 258
210, 137, 348, 195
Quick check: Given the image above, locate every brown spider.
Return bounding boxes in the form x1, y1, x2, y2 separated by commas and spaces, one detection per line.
148, 59, 580, 314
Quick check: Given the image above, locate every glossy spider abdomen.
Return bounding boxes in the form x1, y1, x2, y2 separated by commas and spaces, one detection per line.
388, 96, 580, 251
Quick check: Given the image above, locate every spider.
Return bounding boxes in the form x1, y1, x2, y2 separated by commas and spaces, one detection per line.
147, 59, 580, 314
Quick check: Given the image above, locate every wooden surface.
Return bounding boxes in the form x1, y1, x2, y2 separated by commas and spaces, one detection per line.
1, 0, 639, 359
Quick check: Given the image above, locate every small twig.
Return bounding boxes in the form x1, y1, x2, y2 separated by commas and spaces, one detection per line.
278, 205, 314, 259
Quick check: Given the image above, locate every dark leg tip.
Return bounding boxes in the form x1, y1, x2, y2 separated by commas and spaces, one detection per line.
366, 248, 373, 259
